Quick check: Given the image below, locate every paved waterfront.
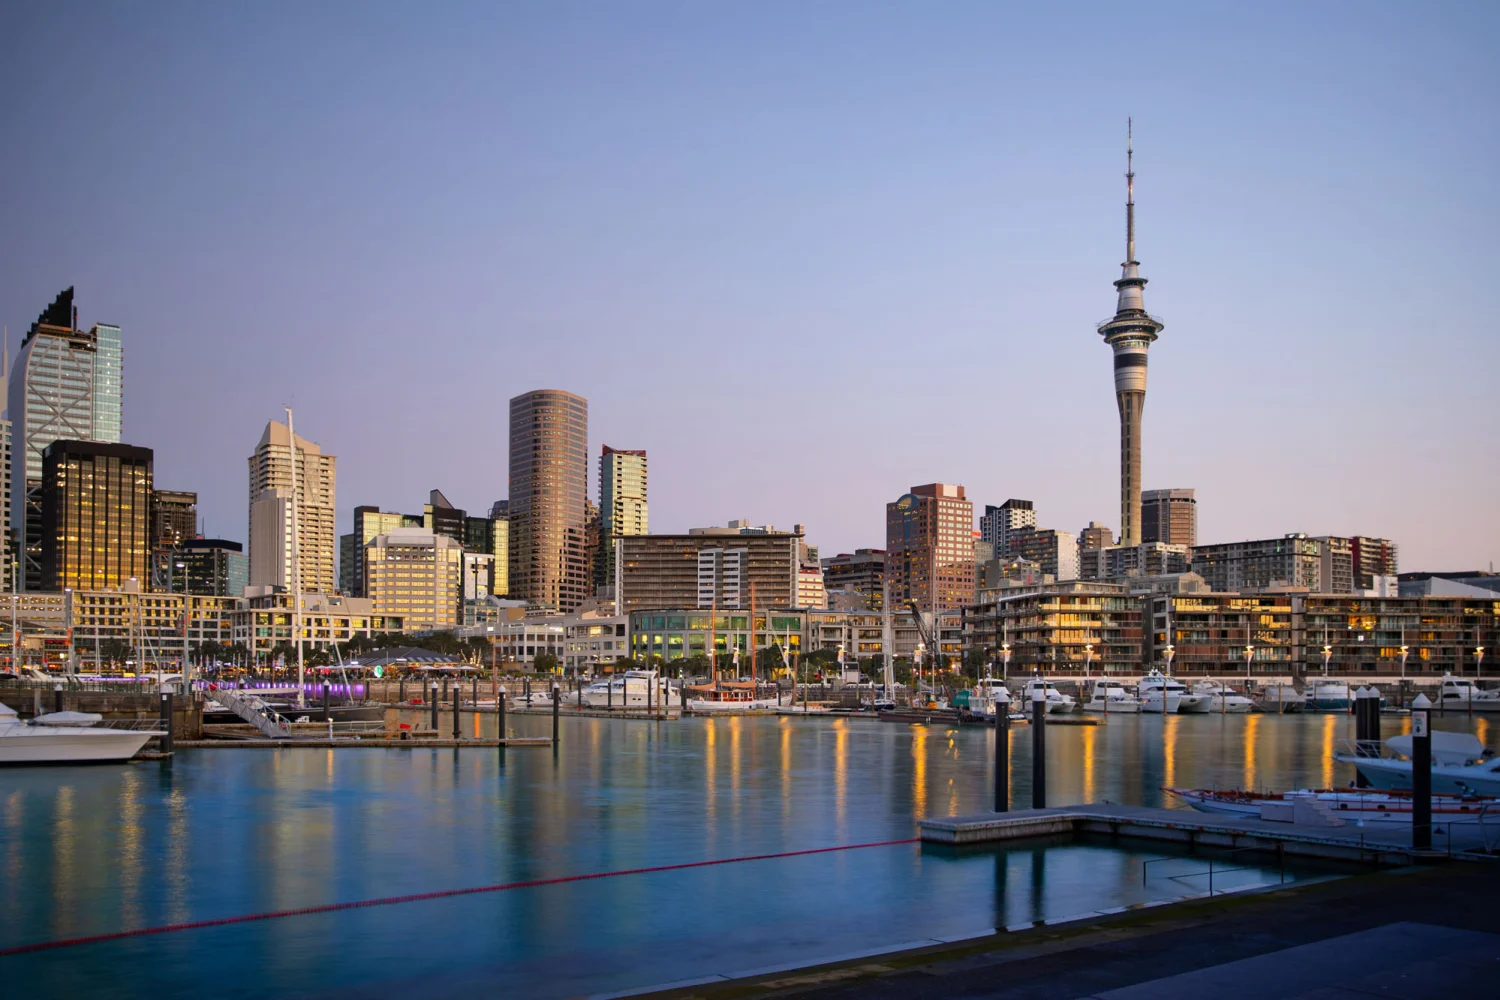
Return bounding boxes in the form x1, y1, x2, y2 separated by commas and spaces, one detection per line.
1, 711, 1492, 997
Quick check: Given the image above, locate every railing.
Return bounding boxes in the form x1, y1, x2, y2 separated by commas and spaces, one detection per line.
1143, 846, 1284, 896
209, 687, 293, 739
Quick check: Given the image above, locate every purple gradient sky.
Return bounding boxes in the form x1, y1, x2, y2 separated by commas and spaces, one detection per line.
1, 2, 1496, 570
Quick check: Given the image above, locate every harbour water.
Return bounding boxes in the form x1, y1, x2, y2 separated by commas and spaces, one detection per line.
2, 710, 1488, 997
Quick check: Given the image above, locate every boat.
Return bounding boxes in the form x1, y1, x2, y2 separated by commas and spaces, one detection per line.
1136, 670, 1188, 713
1190, 681, 1253, 714
0, 702, 160, 765
1332, 732, 1500, 795
964, 677, 1012, 721
1253, 683, 1306, 714
1083, 680, 1141, 714
1166, 786, 1498, 824
1305, 678, 1351, 713
686, 679, 777, 712
580, 670, 675, 709
1020, 678, 1076, 715
1435, 674, 1500, 712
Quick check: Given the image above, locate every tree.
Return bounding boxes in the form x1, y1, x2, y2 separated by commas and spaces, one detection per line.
534, 652, 558, 675
99, 638, 133, 668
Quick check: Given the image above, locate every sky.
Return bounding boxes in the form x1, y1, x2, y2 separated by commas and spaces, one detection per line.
1, 1, 1496, 571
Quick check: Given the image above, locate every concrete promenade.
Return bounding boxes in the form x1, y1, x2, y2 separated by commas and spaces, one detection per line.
636, 863, 1500, 999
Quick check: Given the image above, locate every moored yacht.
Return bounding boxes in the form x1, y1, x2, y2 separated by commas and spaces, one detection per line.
1253, 683, 1306, 714
581, 670, 675, 708
1304, 678, 1351, 713
1190, 680, 1253, 713
1435, 674, 1500, 712
0, 702, 159, 765
1083, 680, 1141, 713
1020, 678, 1076, 715
1136, 670, 1188, 713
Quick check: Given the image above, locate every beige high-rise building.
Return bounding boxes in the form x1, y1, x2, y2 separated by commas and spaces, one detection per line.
364, 527, 462, 630
248, 419, 336, 594
597, 445, 647, 589
509, 390, 589, 612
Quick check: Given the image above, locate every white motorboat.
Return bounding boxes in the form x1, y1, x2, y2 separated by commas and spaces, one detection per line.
1435, 674, 1500, 713
1083, 680, 1141, 713
0, 702, 159, 765
1136, 670, 1187, 714
1191, 681, 1253, 714
1021, 678, 1076, 715
1254, 683, 1306, 714
1333, 732, 1500, 796
1166, 786, 1497, 824
581, 670, 675, 709
1305, 678, 1351, 713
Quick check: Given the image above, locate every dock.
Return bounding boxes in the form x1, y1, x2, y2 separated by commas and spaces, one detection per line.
172, 736, 552, 749
918, 802, 1495, 862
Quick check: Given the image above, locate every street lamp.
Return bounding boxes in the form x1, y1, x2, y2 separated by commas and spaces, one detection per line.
1478, 645, 1487, 678
1084, 643, 1093, 679
1400, 644, 1409, 683
1001, 640, 1011, 678
1163, 641, 1175, 676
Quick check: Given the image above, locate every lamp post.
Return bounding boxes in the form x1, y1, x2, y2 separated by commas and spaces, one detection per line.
1478, 645, 1487, 679
1163, 641, 1174, 676
1243, 643, 1254, 689
1001, 640, 1011, 678
1084, 643, 1093, 680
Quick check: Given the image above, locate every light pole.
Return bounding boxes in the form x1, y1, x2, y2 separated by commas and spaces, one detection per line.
1163, 641, 1174, 676
1478, 645, 1487, 679
1084, 643, 1093, 680
177, 561, 188, 685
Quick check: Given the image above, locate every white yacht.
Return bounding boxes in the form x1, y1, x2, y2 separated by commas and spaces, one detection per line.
0, 702, 159, 764
1254, 683, 1306, 714
1136, 670, 1189, 713
1190, 680, 1253, 714
1020, 678, 1076, 715
1083, 680, 1141, 713
1304, 678, 1352, 713
1334, 732, 1500, 795
581, 670, 675, 709
1435, 675, 1500, 712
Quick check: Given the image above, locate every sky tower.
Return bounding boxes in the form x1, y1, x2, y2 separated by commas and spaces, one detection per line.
1097, 120, 1164, 547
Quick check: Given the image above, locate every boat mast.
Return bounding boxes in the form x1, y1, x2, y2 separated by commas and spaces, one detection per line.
285, 407, 305, 708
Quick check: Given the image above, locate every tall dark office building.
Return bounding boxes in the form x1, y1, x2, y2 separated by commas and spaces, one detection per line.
150, 489, 198, 589
1141, 489, 1196, 547
40, 440, 152, 591
176, 538, 249, 597
423, 489, 466, 541
508, 389, 588, 612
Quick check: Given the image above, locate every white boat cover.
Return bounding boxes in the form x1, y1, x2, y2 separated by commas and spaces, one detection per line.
33, 711, 104, 727
1385, 731, 1485, 765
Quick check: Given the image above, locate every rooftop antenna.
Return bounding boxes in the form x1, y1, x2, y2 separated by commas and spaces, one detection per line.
1125, 117, 1136, 265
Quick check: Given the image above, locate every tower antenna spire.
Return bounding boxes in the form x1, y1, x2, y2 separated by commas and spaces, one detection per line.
1126, 117, 1135, 264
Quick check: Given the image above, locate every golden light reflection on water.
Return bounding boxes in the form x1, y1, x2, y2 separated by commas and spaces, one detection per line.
1321, 714, 1337, 789
704, 719, 717, 825
911, 725, 928, 817
52, 785, 74, 937
3, 790, 21, 884
729, 717, 742, 823
1081, 722, 1097, 803
834, 719, 848, 829
1476, 718, 1490, 747
167, 788, 189, 923
780, 720, 791, 821
1243, 714, 1262, 792
946, 729, 960, 816
1163, 715, 1179, 790
326, 748, 335, 779
119, 770, 142, 927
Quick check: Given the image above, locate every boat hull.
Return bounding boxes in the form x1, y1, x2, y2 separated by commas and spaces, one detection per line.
0, 728, 155, 764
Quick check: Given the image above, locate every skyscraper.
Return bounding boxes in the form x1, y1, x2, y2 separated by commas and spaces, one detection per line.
597, 445, 647, 589
150, 489, 198, 589
1097, 123, 1164, 547
979, 500, 1036, 560
508, 389, 588, 612
40, 440, 152, 591
340, 505, 408, 597
8, 288, 125, 589
248, 419, 336, 594
1141, 489, 1196, 547
886, 483, 975, 612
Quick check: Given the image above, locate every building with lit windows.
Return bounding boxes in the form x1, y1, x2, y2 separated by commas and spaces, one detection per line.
233, 588, 406, 658
821, 549, 886, 611
39, 440, 153, 592
363, 527, 463, 631
174, 538, 249, 597
598, 446, 647, 589
509, 390, 589, 612
1141, 489, 1196, 547
887, 484, 975, 612
964, 582, 1144, 675
248, 419, 337, 594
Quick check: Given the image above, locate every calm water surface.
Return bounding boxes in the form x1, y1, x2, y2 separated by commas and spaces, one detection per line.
2, 710, 1488, 997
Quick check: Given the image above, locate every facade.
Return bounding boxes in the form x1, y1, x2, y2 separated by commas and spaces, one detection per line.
363, 527, 463, 631
39, 440, 153, 592
508, 389, 589, 612
886, 483, 975, 612
248, 420, 337, 594
1096, 131, 1164, 547
423, 489, 466, 541
964, 582, 1145, 675
1314, 536, 1355, 594
617, 530, 801, 613
821, 549, 887, 611
150, 488, 198, 588
463, 512, 508, 596
979, 499, 1035, 559
1145, 592, 1296, 676
0, 419, 10, 593
1297, 594, 1497, 679
459, 619, 566, 670
1006, 527, 1079, 582
175, 538, 249, 597
1079, 541, 1192, 582
70, 586, 237, 669
979, 556, 1050, 593
1191, 534, 1326, 593
562, 613, 630, 671
796, 565, 827, 609
461, 550, 496, 600
340, 506, 411, 597
9, 288, 124, 590
233, 589, 406, 657
1350, 537, 1399, 591
597, 445, 647, 589
1079, 521, 1114, 550
1141, 488, 1196, 547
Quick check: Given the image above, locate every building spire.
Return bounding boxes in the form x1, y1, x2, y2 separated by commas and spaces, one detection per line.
1126, 117, 1136, 265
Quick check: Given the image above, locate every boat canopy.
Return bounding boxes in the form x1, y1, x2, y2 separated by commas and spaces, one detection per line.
1386, 731, 1486, 766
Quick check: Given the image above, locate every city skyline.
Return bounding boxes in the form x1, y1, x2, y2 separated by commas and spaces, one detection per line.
1, 4, 1495, 570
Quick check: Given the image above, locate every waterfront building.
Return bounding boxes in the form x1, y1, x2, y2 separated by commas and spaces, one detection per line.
1191, 534, 1326, 593
175, 538, 249, 597
963, 582, 1144, 675
340, 506, 413, 597
1312, 536, 1355, 594
9, 288, 124, 590
796, 565, 827, 609
627, 608, 807, 665
39, 440, 153, 592
363, 527, 463, 631
1350, 537, 1399, 591
597, 446, 647, 589
509, 389, 589, 613
1079, 541, 1192, 583
248, 419, 337, 594
70, 585, 237, 668
1006, 526, 1079, 582
1141, 488, 1196, 547
887, 484, 975, 612
821, 549, 887, 611
459, 618, 565, 670
562, 611, 630, 672
1080, 522, 1114, 551
150, 489, 198, 589
1143, 591, 1296, 676
617, 528, 801, 613
1096, 126, 1164, 547
979, 499, 1035, 561
233, 588, 405, 658
1296, 594, 1498, 679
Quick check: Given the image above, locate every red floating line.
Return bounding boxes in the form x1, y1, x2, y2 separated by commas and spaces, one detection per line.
0, 837, 920, 957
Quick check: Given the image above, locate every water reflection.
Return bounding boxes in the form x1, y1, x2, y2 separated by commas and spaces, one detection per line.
1243, 713, 1261, 791
911, 724, 928, 817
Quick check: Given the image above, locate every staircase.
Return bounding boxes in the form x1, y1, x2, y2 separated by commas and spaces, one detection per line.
210, 686, 293, 739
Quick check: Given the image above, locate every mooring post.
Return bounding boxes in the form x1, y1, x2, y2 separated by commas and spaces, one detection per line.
322, 683, 330, 719
1411, 693, 1432, 851
472, 676, 478, 707
453, 686, 461, 740
399, 676, 406, 703
497, 689, 507, 745
552, 684, 560, 749
430, 684, 439, 732
1031, 687, 1046, 810
681, 677, 689, 715
53, 682, 63, 715
159, 690, 174, 754
995, 690, 1011, 812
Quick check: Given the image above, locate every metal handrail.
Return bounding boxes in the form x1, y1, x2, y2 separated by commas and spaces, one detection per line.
1143, 846, 1285, 896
